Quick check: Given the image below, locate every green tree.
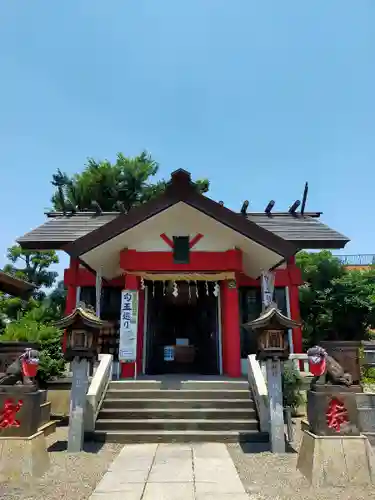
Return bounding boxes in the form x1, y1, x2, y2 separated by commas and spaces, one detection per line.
0, 245, 59, 323
326, 269, 375, 341
296, 251, 375, 346
45, 280, 67, 319
3, 245, 58, 291
51, 151, 209, 212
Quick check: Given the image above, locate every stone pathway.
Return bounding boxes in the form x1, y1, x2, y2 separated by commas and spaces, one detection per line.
89, 442, 249, 500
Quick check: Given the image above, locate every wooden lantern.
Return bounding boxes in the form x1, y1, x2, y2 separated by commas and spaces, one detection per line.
243, 303, 300, 361
257, 328, 289, 361
55, 306, 111, 362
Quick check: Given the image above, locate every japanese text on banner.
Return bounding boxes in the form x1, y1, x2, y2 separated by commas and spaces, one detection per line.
119, 290, 138, 362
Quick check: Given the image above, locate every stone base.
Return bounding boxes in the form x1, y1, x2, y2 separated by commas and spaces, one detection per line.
297, 429, 375, 487
307, 388, 360, 436
0, 431, 50, 482
0, 386, 42, 437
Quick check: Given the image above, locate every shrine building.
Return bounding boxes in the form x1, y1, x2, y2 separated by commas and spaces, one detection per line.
17, 169, 349, 378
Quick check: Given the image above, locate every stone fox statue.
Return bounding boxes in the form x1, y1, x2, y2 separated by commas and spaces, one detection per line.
307, 345, 353, 387
0, 348, 40, 386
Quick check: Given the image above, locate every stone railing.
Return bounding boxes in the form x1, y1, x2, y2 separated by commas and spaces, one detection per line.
289, 353, 311, 374
84, 354, 113, 432
243, 353, 311, 377
247, 354, 269, 432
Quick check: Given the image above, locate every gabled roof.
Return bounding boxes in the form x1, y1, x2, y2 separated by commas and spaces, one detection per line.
243, 303, 301, 330
65, 169, 296, 259
0, 270, 35, 298
17, 169, 350, 254
54, 306, 111, 329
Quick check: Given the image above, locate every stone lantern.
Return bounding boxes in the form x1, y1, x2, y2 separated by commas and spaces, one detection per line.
54, 305, 111, 452
55, 305, 111, 362
244, 303, 300, 361
243, 303, 300, 453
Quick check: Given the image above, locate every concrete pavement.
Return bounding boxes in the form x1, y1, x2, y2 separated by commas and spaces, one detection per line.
89, 442, 250, 499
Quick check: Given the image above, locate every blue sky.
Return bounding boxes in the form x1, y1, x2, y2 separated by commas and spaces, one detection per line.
0, 1, 374, 279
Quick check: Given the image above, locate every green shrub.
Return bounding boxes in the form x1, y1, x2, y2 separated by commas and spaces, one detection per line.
282, 362, 304, 411
362, 366, 375, 385
359, 346, 375, 385
1, 309, 65, 383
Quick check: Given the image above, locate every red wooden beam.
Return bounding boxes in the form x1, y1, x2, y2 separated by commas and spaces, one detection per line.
64, 268, 124, 287
159, 233, 174, 248
120, 248, 242, 272
237, 265, 302, 288
189, 233, 204, 248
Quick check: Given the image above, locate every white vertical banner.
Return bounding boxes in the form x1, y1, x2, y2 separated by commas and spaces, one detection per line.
260, 270, 275, 310
95, 268, 102, 318
119, 290, 139, 362
285, 285, 294, 353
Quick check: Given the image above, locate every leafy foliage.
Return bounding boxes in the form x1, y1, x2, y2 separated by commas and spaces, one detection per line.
4, 246, 58, 291
1, 308, 65, 383
51, 151, 209, 212
0, 247, 65, 382
282, 362, 304, 410
44, 280, 67, 319
362, 366, 375, 385
0, 246, 60, 323
297, 251, 375, 346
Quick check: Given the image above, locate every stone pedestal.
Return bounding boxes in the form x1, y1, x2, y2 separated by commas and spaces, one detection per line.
266, 358, 285, 453
68, 357, 89, 453
0, 386, 42, 437
307, 386, 360, 436
0, 431, 50, 481
297, 430, 375, 487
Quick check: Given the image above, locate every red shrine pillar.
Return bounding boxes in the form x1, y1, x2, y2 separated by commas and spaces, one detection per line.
63, 257, 79, 352
287, 257, 303, 355
221, 278, 241, 378
120, 274, 145, 378
65, 258, 79, 315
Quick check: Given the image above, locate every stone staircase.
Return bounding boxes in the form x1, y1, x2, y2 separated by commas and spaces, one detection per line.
38, 389, 57, 436
91, 378, 268, 443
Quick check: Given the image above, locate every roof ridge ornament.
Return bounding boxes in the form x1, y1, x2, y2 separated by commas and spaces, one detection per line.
165, 169, 196, 196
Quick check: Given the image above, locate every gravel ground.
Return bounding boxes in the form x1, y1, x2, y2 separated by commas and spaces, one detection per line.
2, 420, 374, 499
228, 419, 375, 500
0, 426, 122, 500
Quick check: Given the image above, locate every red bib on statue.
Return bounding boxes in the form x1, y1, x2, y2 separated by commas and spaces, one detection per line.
309, 358, 326, 376
21, 360, 39, 378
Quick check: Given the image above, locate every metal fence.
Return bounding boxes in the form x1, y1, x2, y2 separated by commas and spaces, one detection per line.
336, 254, 375, 266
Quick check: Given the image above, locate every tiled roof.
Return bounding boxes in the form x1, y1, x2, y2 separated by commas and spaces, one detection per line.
0, 270, 35, 297
17, 210, 349, 250
247, 213, 349, 248
17, 212, 117, 249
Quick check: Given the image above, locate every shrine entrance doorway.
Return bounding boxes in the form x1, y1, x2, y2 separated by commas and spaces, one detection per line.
144, 281, 221, 375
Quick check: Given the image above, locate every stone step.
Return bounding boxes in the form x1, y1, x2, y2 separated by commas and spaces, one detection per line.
38, 419, 57, 437
365, 432, 375, 447
90, 429, 269, 443
102, 398, 255, 410
39, 389, 48, 404
39, 401, 51, 427
108, 380, 249, 391
97, 408, 257, 420
95, 418, 259, 432
105, 389, 251, 400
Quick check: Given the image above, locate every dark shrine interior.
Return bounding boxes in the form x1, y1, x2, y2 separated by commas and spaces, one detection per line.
145, 281, 220, 375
